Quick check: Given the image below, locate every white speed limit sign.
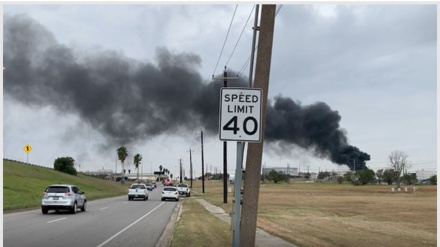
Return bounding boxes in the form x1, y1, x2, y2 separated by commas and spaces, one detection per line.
219, 87, 262, 142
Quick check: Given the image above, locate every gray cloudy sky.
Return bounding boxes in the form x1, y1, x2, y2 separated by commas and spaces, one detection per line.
2, 3, 437, 178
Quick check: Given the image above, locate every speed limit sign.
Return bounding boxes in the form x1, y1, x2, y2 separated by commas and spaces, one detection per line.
219, 87, 262, 142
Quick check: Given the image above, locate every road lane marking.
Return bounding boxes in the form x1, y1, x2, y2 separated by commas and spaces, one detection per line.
100, 207, 109, 210
96, 202, 165, 247
47, 217, 66, 224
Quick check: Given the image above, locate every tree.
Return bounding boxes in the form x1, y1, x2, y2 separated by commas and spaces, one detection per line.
343, 172, 353, 183
54, 157, 77, 175
162, 168, 170, 181
337, 176, 344, 184
266, 170, 288, 183
402, 173, 417, 185
429, 175, 437, 185
388, 151, 410, 188
318, 171, 332, 180
133, 154, 142, 181
354, 168, 376, 185
117, 146, 128, 182
383, 169, 396, 185
376, 169, 384, 184
159, 165, 163, 181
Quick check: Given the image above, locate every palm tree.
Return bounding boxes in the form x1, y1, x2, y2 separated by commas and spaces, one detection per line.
159, 165, 163, 181
134, 154, 142, 182
164, 168, 169, 177
117, 146, 128, 182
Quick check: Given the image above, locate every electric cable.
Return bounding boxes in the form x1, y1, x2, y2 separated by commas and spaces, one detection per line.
225, 5, 255, 68
237, 4, 284, 78
212, 4, 238, 78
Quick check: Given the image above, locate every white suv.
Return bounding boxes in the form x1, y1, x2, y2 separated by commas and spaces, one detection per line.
41, 184, 87, 214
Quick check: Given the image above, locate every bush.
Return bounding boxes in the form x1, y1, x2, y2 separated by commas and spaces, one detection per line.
429, 175, 437, 185
265, 170, 288, 183
54, 157, 77, 176
337, 176, 344, 184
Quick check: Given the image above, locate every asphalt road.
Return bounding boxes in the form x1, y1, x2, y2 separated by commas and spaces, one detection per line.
4, 184, 179, 247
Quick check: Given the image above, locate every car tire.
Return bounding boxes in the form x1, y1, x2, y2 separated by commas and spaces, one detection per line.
175, 198, 179, 201
71, 202, 77, 214
42, 208, 48, 214
187, 193, 191, 197
81, 201, 87, 212
161, 198, 165, 201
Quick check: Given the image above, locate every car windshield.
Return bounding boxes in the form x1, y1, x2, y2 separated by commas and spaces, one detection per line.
178, 184, 187, 187
164, 187, 176, 191
46, 186, 69, 193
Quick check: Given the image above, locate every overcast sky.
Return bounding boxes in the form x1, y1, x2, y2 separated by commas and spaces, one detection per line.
2, 3, 437, 178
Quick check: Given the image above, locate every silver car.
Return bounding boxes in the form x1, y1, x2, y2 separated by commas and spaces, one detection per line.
41, 184, 87, 214
161, 187, 179, 201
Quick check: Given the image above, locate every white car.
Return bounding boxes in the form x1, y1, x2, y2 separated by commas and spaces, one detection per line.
41, 184, 87, 214
161, 187, 179, 201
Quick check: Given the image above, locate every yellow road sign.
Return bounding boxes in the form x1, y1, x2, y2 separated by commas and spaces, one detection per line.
23, 144, 32, 153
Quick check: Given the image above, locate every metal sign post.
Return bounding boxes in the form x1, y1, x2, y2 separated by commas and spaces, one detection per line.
23, 144, 32, 163
232, 141, 245, 247
219, 87, 262, 247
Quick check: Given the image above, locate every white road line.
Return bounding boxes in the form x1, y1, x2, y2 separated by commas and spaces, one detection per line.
96, 202, 165, 247
47, 217, 66, 224
99, 207, 109, 210
123, 202, 128, 204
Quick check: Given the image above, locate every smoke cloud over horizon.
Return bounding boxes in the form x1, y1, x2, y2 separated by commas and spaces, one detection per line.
4, 14, 370, 170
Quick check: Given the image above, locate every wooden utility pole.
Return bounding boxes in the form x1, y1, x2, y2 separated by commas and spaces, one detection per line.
201, 130, 205, 193
240, 5, 276, 247
179, 159, 183, 184
187, 149, 194, 188
213, 66, 239, 203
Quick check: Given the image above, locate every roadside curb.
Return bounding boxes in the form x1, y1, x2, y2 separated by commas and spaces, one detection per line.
155, 200, 182, 247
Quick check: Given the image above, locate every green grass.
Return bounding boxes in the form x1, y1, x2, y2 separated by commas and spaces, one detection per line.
171, 198, 231, 247
3, 159, 130, 211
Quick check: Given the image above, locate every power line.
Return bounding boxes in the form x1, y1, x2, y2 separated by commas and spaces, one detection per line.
225, 5, 255, 68
237, 4, 284, 78
212, 4, 238, 78
276, 4, 283, 16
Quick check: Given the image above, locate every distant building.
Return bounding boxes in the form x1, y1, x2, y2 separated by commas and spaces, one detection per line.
84, 169, 113, 176
415, 170, 437, 181
262, 167, 298, 176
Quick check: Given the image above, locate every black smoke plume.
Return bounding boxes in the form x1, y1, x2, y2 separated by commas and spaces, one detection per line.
4, 14, 370, 170
265, 97, 370, 170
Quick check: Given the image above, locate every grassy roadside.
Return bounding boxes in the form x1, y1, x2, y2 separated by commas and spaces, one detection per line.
173, 180, 437, 247
4, 161, 437, 247
170, 197, 231, 247
3, 159, 129, 211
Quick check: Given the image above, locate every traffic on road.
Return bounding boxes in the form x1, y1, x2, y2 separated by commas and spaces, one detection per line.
5, 182, 182, 247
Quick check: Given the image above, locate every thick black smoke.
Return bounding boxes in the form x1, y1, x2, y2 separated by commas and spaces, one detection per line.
265, 97, 370, 170
4, 14, 370, 170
